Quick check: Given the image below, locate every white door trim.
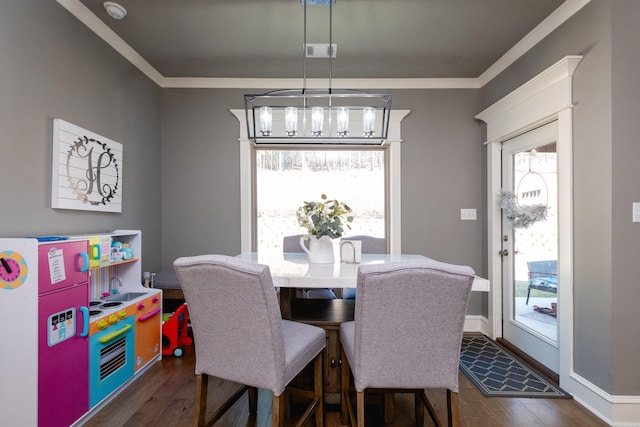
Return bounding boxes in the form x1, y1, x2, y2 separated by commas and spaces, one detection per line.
476, 55, 580, 388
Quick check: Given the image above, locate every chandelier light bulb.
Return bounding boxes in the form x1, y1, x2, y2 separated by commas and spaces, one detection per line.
311, 107, 324, 136
285, 107, 298, 136
337, 107, 349, 137
363, 107, 376, 137
259, 106, 272, 136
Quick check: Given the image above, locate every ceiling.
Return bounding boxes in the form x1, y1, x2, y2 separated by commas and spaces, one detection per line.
64, 0, 584, 86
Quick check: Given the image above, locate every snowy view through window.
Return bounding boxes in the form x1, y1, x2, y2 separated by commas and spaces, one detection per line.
255, 149, 386, 253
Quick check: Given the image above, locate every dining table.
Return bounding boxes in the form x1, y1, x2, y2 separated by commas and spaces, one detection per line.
236, 251, 490, 319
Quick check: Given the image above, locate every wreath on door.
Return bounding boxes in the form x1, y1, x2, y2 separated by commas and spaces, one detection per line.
499, 170, 549, 229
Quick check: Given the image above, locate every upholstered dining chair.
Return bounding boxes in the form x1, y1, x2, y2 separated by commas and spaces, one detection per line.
340, 235, 387, 254
174, 254, 326, 427
282, 234, 308, 252
340, 259, 474, 427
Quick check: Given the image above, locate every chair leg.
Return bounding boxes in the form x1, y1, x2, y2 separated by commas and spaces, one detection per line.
314, 352, 324, 427
526, 286, 531, 305
194, 374, 208, 427
447, 390, 459, 427
272, 393, 284, 427
248, 386, 258, 417
341, 349, 350, 425
356, 390, 365, 427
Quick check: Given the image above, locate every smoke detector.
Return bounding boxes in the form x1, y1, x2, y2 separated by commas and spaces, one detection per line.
103, 1, 127, 20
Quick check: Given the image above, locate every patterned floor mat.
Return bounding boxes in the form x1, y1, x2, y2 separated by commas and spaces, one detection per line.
459, 335, 570, 398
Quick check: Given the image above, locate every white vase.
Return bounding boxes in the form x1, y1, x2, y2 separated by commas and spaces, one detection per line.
300, 235, 335, 263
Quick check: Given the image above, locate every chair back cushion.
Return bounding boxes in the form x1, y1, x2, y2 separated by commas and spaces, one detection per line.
174, 255, 286, 392
341, 235, 387, 254
351, 259, 474, 391
283, 234, 308, 253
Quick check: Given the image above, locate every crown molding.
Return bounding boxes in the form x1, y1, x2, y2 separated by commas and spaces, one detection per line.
56, 0, 164, 85
160, 77, 480, 89
478, 0, 590, 86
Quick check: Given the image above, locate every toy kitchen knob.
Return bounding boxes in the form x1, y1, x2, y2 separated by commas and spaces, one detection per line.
137, 302, 145, 310
118, 310, 127, 319
108, 314, 119, 324
152, 296, 159, 304
97, 319, 108, 330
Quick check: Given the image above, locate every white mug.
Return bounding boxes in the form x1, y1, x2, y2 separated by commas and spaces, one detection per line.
340, 240, 362, 263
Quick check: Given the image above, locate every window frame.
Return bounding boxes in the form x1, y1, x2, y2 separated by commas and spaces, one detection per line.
252, 146, 389, 253
231, 109, 409, 254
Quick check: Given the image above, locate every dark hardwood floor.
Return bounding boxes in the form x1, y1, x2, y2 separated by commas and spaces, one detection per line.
84, 345, 610, 427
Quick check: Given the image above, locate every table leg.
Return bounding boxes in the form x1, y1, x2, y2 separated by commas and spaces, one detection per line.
279, 287, 292, 320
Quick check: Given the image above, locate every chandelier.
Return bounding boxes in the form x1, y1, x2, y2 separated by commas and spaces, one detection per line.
244, 0, 392, 145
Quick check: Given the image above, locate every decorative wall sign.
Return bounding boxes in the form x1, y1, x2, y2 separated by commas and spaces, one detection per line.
52, 119, 122, 212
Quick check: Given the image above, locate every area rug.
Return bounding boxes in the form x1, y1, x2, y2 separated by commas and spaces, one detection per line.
459, 335, 570, 398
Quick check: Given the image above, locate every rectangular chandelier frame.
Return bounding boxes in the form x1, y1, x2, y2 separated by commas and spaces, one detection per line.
244, 89, 392, 145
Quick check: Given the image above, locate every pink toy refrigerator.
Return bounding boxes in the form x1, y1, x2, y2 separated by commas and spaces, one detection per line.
37, 240, 90, 427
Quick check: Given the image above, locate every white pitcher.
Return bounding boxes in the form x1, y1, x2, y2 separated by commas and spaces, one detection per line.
300, 235, 335, 263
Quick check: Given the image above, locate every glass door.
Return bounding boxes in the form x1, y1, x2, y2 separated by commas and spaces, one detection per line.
501, 121, 559, 373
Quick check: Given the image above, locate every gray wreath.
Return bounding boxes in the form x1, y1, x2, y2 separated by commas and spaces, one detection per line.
498, 190, 548, 229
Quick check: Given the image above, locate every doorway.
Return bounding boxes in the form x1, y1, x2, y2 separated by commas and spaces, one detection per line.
501, 121, 559, 373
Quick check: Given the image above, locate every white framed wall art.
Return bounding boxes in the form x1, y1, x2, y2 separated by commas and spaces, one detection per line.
51, 119, 122, 213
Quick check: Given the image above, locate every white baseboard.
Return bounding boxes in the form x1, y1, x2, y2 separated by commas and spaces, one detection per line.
565, 371, 640, 427
463, 314, 491, 335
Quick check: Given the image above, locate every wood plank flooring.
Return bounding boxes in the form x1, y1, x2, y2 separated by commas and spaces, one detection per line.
84, 346, 610, 427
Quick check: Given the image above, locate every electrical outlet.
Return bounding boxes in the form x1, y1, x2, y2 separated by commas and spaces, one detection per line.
633, 203, 640, 223
460, 208, 477, 221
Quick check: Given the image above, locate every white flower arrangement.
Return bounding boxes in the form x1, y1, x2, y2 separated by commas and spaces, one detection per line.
296, 194, 353, 239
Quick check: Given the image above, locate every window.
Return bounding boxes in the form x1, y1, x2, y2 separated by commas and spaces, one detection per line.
232, 107, 408, 254
254, 148, 387, 253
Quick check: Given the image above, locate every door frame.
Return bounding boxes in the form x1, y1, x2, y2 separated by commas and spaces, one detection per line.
476, 56, 581, 388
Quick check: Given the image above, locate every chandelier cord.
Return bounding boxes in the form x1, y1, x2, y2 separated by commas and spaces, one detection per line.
329, 0, 333, 98
303, 0, 307, 99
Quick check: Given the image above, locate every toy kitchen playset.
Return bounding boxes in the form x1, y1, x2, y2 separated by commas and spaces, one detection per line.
0, 230, 162, 427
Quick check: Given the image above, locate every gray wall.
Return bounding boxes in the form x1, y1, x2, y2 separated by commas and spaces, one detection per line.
159, 88, 487, 314
9, 0, 638, 398
482, 0, 640, 395
0, 1, 163, 272
610, 0, 640, 395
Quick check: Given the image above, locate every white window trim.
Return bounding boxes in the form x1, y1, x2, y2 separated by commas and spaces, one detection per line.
231, 109, 410, 254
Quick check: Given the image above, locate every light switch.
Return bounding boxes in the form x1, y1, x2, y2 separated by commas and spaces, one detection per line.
633, 203, 640, 223
461, 208, 477, 221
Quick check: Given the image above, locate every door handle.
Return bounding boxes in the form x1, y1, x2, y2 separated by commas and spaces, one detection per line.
138, 307, 161, 322
99, 324, 132, 343
499, 249, 509, 256
79, 306, 89, 337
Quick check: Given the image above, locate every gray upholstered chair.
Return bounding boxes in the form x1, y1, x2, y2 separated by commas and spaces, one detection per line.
340, 259, 474, 427
340, 235, 387, 299
282, 234, 308, 252
174, 254, 326, 427
340, 235, 387, 254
